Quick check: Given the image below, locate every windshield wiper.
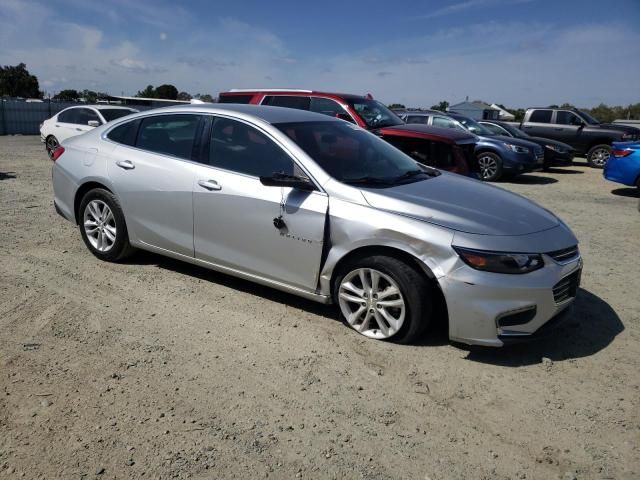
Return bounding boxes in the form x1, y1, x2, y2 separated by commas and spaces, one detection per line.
343, 176, 393, 186
393, 168, 440, 181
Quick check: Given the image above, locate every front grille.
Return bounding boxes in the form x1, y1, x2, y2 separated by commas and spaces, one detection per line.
546, 245, 579, 263
553, 269, 581, 304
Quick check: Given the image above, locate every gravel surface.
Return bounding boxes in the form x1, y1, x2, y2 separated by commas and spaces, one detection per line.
1, 136, 639, 480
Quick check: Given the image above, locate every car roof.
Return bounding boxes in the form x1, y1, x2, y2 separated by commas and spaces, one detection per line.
381, 124, 476, 143
120, 103, 344, 125
220, 89, 370, 101
62, 105, 136, 110
401, 110, 444, 116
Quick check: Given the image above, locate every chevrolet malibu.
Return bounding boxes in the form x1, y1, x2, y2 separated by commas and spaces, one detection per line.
51, 104, 582, 346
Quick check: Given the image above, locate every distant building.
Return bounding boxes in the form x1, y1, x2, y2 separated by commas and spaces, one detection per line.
97, 95, 190, 108
490, 104, 515, 121
448, 100, 501, 120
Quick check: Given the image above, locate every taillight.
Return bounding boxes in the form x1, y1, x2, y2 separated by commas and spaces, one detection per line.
51, 146, 65, 162
611, 149, 633, 158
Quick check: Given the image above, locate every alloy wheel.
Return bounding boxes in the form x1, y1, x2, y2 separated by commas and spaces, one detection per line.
478, 155, 498, 179
338, 268, 406, 339
46, 137, 58, 158
590, 148, 610, 167
83, 200, 116, 252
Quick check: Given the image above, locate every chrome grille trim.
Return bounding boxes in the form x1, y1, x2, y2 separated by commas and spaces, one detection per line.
546, 245, 579, 264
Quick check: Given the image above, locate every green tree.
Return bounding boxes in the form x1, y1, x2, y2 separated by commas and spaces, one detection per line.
194, 93, 215, 103
53, 89, 80, 101
177, 91, 192, 101
81, 89, 98, 102
430, 101, 449, 112
155, 84, 178, 100
0, 63, 41, 98
388, 103, 405, 109
136, 85, 157, 98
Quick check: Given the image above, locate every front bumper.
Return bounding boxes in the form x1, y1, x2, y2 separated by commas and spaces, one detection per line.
440, 252, 582, 347
503, 152, 544, 173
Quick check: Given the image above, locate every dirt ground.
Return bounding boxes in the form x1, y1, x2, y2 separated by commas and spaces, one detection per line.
0, 135, 638, 480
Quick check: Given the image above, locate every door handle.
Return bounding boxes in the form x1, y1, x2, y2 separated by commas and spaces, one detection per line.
554, 127, 563, 131
198, 179, 222, 191
75, 128, 84, 131
116, 160, 135, 170
55, 124, 60, 127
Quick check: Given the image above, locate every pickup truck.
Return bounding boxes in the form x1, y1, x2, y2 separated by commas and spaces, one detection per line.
518, 108, 640, 168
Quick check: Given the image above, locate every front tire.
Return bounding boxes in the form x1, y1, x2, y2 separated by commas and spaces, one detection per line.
78, 188, 134, 262
586, 144, 611, 168
45, 135, 59, 159
333, 255, 432, 344
477, 152, 503, 181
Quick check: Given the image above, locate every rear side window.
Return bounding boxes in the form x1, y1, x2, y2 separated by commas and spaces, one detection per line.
309, 97, 344, 117
209, 117, 295, 177
406, 115, 429, 125
262, 95, 311, 110
433, 116, 460, 129
218, 94, 253, 104
107, 120, 140, 146
529, 110, 552, 123
482, 123, 509, 135
135, 114, 202, 160
58, 109, 79, 124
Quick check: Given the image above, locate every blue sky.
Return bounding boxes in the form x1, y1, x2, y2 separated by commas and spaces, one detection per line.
1, 0, 639, 108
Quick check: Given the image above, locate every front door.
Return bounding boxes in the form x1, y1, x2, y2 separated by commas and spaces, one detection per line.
193, 116, 328, 291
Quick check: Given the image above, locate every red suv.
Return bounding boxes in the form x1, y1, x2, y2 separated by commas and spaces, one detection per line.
218, 89, 478, 175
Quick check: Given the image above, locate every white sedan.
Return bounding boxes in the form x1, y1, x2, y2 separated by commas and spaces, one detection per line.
40, 105, 137, 158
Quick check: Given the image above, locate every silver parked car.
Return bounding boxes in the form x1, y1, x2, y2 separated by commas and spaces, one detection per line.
51, 104, 582, 346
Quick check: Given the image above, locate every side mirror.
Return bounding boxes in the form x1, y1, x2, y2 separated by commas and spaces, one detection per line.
259, 172, 315, 191
88, 120, 100, 127
335, 113, 355, 124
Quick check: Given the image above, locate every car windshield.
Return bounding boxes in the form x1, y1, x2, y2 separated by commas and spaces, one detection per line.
497, 123, 530, 139
100, 108, 135, 122
275, 121, 438, 187
577, 110, 600, 125
347, 99, 404, 129
453, 116, 493, 136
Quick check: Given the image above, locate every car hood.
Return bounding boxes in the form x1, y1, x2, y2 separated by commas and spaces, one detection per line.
486, 135, 541, 149
527, 137, 575, 151
360, 172, 559, 236
600, 123, 640, 134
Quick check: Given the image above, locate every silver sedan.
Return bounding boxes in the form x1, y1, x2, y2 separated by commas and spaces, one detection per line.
51, 104, 582, 346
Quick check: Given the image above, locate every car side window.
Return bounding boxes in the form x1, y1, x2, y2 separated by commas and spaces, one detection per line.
58, 109, 78, 124
406, 115, 429, 124
309, 97, 344, 117
209, 117, 296, 177
556, 111, 583, 126
529, 110, 552, 123
81, 108, 101, 125
135, 114, 202, 160
262, 95, 311, 110
433, 116, 458, 129
107, 119, 141, 146
482, 123, 508, 135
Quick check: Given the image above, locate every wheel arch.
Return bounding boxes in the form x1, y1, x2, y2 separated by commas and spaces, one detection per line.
73, 181, 114, 224
329, 245, 449, 332
586, 139, 613, 152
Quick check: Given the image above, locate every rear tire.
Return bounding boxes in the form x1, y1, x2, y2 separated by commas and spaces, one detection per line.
333, 255, 432, 344
477, 152, 503, 181
45, 135, 59, 159
78, 188, 135, 262
586, 144, 611, 168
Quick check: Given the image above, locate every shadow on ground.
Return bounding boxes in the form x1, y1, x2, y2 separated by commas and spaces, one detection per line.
461, 288, 623, 366
502, 174, 558, 185
545, 168, 584, 175
0, 171, 16, 180
611, 187, 639, 198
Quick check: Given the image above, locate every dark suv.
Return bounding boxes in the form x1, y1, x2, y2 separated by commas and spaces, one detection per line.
218, 90, 479, 176
519, 108, 640, 168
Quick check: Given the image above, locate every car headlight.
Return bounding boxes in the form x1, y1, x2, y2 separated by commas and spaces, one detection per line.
545, 144, 565, 153
503, 143, 530, 154
453, 246, 544, 274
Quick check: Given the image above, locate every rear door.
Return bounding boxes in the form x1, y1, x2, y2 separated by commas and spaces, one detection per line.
522, 109, 556, 138
192, 116, 328, 290
106, 113, 203, 256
